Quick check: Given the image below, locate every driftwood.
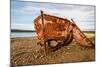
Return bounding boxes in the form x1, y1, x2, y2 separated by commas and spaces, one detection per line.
34, 10, 94, 55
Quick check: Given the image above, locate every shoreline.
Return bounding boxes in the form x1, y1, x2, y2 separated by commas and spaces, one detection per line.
11, 32, 95, 39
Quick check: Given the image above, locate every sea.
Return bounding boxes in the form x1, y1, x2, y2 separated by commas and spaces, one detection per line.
11, 31, 95, 38
11, 31, 37, 38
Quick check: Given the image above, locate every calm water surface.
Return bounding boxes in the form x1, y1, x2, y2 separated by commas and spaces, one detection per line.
11, 32, 37, 38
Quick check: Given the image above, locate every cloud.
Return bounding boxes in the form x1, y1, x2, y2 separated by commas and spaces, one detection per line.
11, 1, 95, 31
18, 2, 95, 18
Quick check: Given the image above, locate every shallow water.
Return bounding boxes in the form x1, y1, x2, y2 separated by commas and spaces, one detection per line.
11, 32, 37, 38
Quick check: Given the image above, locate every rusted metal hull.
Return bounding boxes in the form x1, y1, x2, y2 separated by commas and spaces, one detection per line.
34, 11, 94, 55
71, 19, 94, 48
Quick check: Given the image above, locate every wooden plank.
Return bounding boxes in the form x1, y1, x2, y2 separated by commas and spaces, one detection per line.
41, 10, 47, 55
41, 10, 45, 33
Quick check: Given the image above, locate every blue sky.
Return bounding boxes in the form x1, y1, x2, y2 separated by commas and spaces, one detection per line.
11, 1, 95, 31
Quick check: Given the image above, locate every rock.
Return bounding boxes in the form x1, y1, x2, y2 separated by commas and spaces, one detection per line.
50, 41, 58, 47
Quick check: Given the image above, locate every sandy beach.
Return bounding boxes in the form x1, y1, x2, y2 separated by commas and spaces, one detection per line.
11, 32, 95, 66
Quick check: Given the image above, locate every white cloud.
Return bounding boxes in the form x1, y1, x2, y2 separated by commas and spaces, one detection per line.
11, 1, 95, 31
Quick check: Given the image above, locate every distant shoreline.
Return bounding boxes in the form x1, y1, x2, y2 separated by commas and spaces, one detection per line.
11, 31, 95, 39
11, 29, 36, 32
83, 31, 95, 33
11, 29, 95, 33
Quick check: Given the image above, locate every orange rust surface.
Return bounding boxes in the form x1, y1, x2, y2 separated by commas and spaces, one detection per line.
34, 14, 94, 47
34, 14, 71, 41
72, 25, 94, 47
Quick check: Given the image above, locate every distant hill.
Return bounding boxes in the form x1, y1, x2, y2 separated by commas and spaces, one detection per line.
11, 29, 35, 32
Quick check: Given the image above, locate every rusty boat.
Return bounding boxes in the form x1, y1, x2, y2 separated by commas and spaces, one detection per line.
34, 11, 94, 55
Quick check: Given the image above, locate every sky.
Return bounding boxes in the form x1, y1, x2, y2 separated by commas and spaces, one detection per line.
11, 1, 95, 31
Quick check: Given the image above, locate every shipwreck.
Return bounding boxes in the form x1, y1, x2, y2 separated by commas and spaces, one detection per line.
34, 11, 94, 55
